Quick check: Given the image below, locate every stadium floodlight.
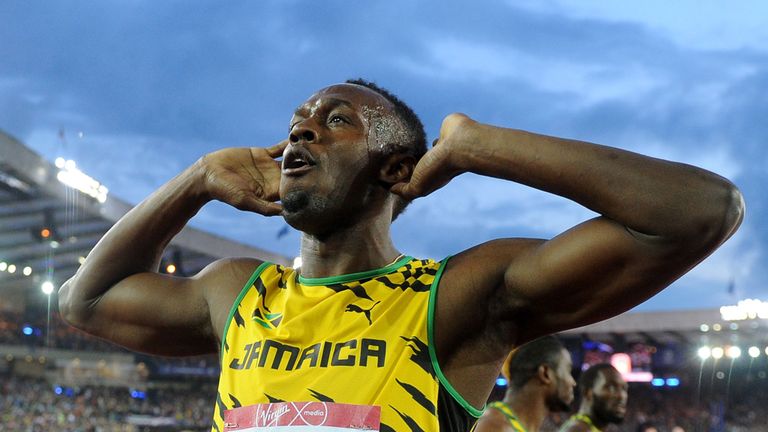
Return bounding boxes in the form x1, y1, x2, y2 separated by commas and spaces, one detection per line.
726, 346, 741, 359
22, 266, 32, 276
56, 158, 109, 203
748, 346, 760, 358
700, 324, 709, 332
712, 323, 722, 331
0, 262, 6, 271
41, 281, 54, 295
711, 347, 724, 359
7, 264, 16, 274
698, 346, 712, 360
765, 346, 768, 356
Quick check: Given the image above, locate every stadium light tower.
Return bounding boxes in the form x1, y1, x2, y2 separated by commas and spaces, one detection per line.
41, 281, 54, 295
712, 347, 724, 360
698, 346, 712, 360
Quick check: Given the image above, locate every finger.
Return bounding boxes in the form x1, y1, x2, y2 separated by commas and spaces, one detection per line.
265, 140, 289, 158
231, 195, 284, 216
258, 201, 284, 217
390, 182, 420, 201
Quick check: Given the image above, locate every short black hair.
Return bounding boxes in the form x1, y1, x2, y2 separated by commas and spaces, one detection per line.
345, 78, 427, 219
578, 363, 618, 396
503, 336, 566, 389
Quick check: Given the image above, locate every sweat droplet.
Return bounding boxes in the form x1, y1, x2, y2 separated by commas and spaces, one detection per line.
362, 105, 414, 154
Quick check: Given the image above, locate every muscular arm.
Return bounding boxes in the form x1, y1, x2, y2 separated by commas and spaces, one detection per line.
462, 119, 742, 338
394, 114, 744, 405
58, 144, 285, 356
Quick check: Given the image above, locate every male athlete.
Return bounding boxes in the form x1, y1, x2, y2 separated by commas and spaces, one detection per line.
474, 336, 576, 432
560, 364, 628, 432
59, 79, 743, 431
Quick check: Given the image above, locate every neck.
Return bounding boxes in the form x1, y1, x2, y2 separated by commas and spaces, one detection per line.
297, 211, 400, 278
504, 386, 548, 432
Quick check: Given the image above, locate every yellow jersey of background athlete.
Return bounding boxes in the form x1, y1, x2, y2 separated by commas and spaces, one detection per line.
212, 256, 481, 431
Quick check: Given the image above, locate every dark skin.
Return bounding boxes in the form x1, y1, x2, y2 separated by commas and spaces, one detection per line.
560, 368, 628, 432
474, 348, 576, 432
59, 83, 744, 410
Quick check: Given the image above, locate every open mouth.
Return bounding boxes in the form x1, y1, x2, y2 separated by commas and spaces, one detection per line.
282, 147, 316, 175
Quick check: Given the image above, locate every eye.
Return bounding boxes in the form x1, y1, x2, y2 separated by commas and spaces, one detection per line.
328, 114, 349, 125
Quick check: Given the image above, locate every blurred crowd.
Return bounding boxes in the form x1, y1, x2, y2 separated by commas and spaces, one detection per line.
3, 309, 768, 431
484, 379, 768, 432
0, 375, 213, 432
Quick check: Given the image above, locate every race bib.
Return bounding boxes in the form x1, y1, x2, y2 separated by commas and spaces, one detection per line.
223, 401, 381, 431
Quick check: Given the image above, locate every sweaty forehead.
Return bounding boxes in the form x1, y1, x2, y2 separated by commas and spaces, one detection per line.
300, 83, 394, 112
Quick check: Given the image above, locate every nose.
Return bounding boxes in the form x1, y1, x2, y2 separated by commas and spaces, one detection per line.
289, 122, 317, 144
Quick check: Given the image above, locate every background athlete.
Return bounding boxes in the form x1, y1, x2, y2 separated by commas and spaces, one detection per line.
560, 364, 628, 432
473, 336, 576, 432
58, 79, 744, 431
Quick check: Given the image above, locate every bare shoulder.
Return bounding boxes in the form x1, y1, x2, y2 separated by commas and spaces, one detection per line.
442, 237, 543, 286
437, 238, 544, 330
430, 238, 546, 407
196, 257, 268, 341
473, 405, 514, 432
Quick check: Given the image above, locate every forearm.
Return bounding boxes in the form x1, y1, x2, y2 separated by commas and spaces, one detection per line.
459, 121, 743, 242
60, 161, 210, 317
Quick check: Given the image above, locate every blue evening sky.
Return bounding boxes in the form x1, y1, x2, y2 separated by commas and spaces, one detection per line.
1, 1, 766, 311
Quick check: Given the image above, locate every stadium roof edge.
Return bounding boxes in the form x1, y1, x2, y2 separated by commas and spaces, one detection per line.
561, 307, 724, 334
0, 129, 290, 307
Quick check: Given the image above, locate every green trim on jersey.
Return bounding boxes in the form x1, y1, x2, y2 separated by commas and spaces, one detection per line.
427, 255, 485, 418
488, 401, 528, 432
219, 261, 271, 358
298, 255, 414, 286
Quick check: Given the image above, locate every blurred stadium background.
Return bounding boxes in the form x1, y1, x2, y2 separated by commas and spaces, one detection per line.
2, 129, 767, 431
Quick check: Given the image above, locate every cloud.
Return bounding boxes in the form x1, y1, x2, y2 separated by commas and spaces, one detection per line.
2, 0, 766, 310
514, 0, 768, 52
395, 37, 666, 107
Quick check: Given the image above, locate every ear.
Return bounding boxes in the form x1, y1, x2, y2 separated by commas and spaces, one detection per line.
584, 387, 594, 403
537, 364, 554, 385
379, 152, 415, 185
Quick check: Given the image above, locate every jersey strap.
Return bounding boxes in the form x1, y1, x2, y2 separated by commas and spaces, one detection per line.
487, 401, 527, 432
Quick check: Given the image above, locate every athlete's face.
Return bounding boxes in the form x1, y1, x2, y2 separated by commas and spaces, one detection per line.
280, 84, 398, 234
590, 369, 628, 424
546, 349, 576, 412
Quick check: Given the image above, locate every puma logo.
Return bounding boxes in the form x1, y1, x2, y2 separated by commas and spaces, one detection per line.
345, 301, 381, 325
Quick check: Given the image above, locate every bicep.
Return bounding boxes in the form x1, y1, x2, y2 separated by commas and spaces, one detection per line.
93, 272, 215, 354
61, 258, 256, 356
506, 216, 688, 341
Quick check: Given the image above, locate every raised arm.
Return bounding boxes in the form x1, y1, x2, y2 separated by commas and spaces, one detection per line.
393, 114, 743, 406
58, 143, 286, 356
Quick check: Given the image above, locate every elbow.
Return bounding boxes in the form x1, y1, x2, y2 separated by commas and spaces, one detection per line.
714, 181, 744, 241
57, 276, 90, 329
697, 180, 745, 248
57, 278, 77, 326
